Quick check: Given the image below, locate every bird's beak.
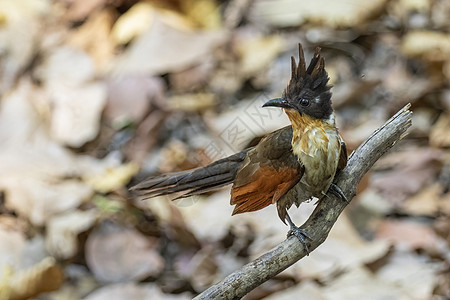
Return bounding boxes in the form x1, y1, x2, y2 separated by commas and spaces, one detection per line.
262, 98, 292, 109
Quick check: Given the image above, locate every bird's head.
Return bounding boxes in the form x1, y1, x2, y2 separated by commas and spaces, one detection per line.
263, 44, 332, 121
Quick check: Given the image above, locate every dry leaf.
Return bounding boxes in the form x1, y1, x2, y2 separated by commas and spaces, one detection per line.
402, 31, 450, 62
403, 183, 450, 216
375, 219, 440, 250
111, 2, 156, 45
180, 0, 221, 29
46, 210, 99, 259
236, 35, 284, 76
84, 162, 139, 194
36, 46, 96, 87
264, 280, 325, 300
0, 81, 96, 225
84, 282, 191, 300
0, 0, 47, 93
6, 257, 64, 300
167, 93, 216, 112
370, 148, 444, 205
64, 0, 107, 21
285, 214, 389, 280
0, 226, 25, 278
250, 0, 388, 28
85, 222, 164, 283
322, 266, 410, 300
111, 13, 226, 75
174, 246, 218, 291
68, 9, 116, 69
169, 58, 214, 92
104, 75, 166, 126
376, 250, 443, 300
430, 113, 450, 148
49, 83, 107, 147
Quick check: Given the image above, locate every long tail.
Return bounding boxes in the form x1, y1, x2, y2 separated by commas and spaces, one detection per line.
131, 150, 250, 198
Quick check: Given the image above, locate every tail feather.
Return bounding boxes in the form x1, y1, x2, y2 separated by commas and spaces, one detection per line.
131, 150, 250, 198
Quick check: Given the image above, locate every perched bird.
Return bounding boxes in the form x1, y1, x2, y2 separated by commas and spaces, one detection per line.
132, 44, 347, 252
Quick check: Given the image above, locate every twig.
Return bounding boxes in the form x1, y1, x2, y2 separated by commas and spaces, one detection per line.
194, 104, 413, 300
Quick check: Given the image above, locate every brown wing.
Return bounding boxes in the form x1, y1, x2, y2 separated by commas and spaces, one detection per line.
337, 138, 347, 174
230, 126, 303, 215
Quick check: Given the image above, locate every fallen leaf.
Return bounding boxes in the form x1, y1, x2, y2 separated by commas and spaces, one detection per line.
46, 210, 99, 259
174, 245, 218, 291
322, 266, 410, 300
402, 30, 450, 62
0, 81, 95, 225
49, 82, 107, 147
430, 113, 450, 148
403, 183, 450, 216
250, 0, 389, 28
370, 148, 444, 205
285, 213, 389, 280
236, 35, 284, 77
180, 0, 221, 29
264, 280, 325, 300
0, 226, 25, 278
0, 16, 40, 95
104, 75, 166, 127
64, 0, 107, 22
111, 13, 226, 75
6, 257, 64, 300
375, 219, 440, 250
85, 222, 164, 283
84, 162, 139, 194
68, 9, 116, 69
376, 250, 443, 300
111, 2, 156, 45
169, 58, 214, 92
35, 46, 96, 87
84, 282, 191, 300
167, 93, 216, 112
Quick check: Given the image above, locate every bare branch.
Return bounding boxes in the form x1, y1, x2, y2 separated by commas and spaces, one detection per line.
194, 104, 413, 300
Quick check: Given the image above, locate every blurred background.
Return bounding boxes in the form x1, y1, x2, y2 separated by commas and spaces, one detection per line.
0, 0, 449, 299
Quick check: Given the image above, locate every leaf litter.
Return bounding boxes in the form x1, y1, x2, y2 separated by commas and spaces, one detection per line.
0, 0, 449, 299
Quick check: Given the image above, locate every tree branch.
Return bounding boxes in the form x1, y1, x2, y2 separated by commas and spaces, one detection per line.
194, 104, 413, 300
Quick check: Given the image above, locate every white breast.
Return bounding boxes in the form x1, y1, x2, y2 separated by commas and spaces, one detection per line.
292, 127, 341, 196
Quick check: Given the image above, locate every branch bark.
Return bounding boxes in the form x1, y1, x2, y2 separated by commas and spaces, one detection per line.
194, 104, 413, 300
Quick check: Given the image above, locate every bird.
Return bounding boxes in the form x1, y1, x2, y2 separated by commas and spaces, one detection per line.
131, 43, 347, 253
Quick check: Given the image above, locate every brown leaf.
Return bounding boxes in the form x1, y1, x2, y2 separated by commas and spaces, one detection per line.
370, 148, 444, 205
46, 210, 99, 259
84, 282, 191, 300
404, 183, 450, 216
375, 219, 440, 250
104, 75, 166, 126
375, 250, 443, 299
111, 14, 226, 75
85, 222, 164, 283
250, 0, 389, 27
68, 9, 116, 69
430, 113, 450, 148
7, 257, 64, 300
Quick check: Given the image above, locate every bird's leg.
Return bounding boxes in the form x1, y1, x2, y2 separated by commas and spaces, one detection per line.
328, 183, 348, 202
285, 212, 312, 255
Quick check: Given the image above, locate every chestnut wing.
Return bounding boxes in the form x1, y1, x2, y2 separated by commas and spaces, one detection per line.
230, 126, 303, 215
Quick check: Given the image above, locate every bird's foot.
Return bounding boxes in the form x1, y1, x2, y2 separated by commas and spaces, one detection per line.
329, 183, 348, 202
287, 226, 313, 255
285, 213, 313, 255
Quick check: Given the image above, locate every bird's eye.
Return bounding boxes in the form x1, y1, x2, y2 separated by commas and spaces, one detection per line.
300, 98, 310, 106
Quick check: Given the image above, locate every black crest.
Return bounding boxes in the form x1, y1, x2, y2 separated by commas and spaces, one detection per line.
283, 44, 333, 119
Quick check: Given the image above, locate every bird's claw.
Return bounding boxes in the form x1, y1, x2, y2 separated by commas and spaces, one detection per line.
287, 226, 312, 255
285, 213, 313, 255
329, 183, 348, 202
